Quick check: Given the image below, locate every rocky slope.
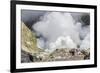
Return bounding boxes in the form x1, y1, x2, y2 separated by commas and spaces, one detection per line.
21, 22, 43, 53
21, 22, 44, 63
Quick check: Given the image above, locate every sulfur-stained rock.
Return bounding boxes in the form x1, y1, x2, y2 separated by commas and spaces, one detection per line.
21, 22, 44, 63
21, 22, 43, 54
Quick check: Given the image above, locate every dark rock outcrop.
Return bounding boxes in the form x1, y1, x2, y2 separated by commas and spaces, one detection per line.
21, 50, 33, 63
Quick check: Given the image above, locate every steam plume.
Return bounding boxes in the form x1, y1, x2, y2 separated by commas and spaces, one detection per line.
32, 12, 90, 52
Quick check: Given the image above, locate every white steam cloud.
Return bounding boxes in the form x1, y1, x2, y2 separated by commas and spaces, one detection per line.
32, 12, 90, 52
80, 33, 90, 49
